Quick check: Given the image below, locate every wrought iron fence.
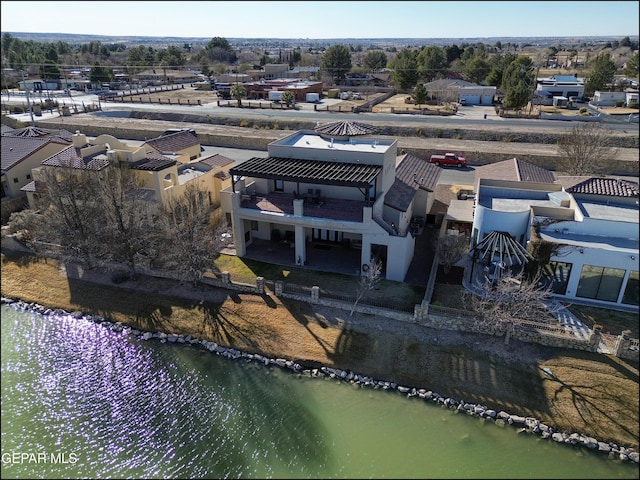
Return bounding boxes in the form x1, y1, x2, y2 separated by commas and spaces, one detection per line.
283, 282, 313, 296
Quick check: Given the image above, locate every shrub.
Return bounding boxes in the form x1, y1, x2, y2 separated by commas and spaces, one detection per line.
614, 100, 625, 107
239, 119, 249, 128
579, 107, 587, 114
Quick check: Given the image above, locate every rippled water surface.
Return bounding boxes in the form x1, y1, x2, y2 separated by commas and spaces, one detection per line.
1, 305, 637, 479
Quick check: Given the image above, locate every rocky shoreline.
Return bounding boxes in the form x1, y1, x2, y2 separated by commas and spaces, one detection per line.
3, 296, 638, 466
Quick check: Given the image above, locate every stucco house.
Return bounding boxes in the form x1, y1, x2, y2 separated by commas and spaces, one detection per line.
2, 126, 73, 200
23, 132, 232, 210
421, 79, 495, 106
243, 79, 323, 102
469, 158, 639, 310
142, 129, 202, 163
534, 74, 585, 104
220, 122, 440, 282
591, 90, 639, 106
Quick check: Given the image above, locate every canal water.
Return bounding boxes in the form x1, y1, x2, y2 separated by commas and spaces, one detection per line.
1, 305, 637, 479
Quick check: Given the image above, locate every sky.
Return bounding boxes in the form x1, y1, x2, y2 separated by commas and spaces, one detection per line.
1, 1, 638, 39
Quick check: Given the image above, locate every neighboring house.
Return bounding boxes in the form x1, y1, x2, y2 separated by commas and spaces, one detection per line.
284, 66, 321, 81
216, 73, 251, 83
23, 132, 232, 210
19, 78, 60, 92
1, 126, 73, 200
243, 79, 324, 102
591, 90, 638, 106
535, 75, 585, 101
422, 79, 495, 105
458, 86, 497, 106
192, 153, 234, 207
220, 122, 440, 282
142, 129, 202, 163
369, 70, 392, 87
469, 158, 639, 310
133, 69, 201, 85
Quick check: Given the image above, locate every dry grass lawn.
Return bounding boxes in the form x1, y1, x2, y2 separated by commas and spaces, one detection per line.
1, 251, 638, 451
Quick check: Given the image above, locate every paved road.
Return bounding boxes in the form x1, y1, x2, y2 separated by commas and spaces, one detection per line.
6, 89, 639, 134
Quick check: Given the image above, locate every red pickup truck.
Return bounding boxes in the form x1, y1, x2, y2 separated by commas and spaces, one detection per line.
430, 153, 467, 167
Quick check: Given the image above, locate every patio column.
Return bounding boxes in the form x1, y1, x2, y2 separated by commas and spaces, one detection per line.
230, 193, 246, 256
294, 224, 306, 266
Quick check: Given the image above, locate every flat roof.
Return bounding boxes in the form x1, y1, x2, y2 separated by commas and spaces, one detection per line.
274, 132, 394, 154
177, 166, 206, 185
445, 199, 475, 223
577, 200, 639, 223
488, 198, 557, 212
539, 231, 638, 253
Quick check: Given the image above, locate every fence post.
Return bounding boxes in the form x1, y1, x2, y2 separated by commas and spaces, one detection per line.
221, 271, 231, 285
615, 330, 631, 357
256, 277, 265, 294
311, 286, 320, 303
275, 280, 284, 296
588, 326, 601, 351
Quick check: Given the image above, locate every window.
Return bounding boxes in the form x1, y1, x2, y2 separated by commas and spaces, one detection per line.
622, 270, 639, 306
225, 212, 232, 227
250, 220, 258, 231
368, 181, 376, 201
274, 179, 284, 192
26, 174, 31, 180
577, 265, 625, 302
13, 178, 19, 183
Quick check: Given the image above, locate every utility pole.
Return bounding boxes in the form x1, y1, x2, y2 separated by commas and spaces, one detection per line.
21, 69, 35, 125
528, 64, 541, 117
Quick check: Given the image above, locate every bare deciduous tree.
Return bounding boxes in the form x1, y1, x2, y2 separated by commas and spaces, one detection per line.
33, 162, 103, 265
19, 161, 162, 278
557, 123, 617, 176
437, 233, 469, 274
91, 163, 160, 278
159, 184, 227, 286
463, 270, 562, 342
350, 261, 383, 316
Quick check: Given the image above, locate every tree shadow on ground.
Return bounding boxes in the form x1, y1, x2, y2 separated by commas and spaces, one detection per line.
199, 298, 283, 353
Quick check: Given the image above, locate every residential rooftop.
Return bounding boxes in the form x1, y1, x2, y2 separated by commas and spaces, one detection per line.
273, 131, 394, 154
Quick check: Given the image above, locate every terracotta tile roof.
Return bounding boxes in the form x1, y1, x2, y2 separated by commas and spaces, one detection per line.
6, 126, 74, 142
144, 130, 199, 153
2, 136, 69, 171
563, 177, 640, 198
314, 121, 378, 137
198, 153, 234, 169
20, 180, 48, 193
475, 158, 556, 184
41, 146, 110, 170
130, 151, 177, 171
384, 154, 441, 212
1, 124, 15, 135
